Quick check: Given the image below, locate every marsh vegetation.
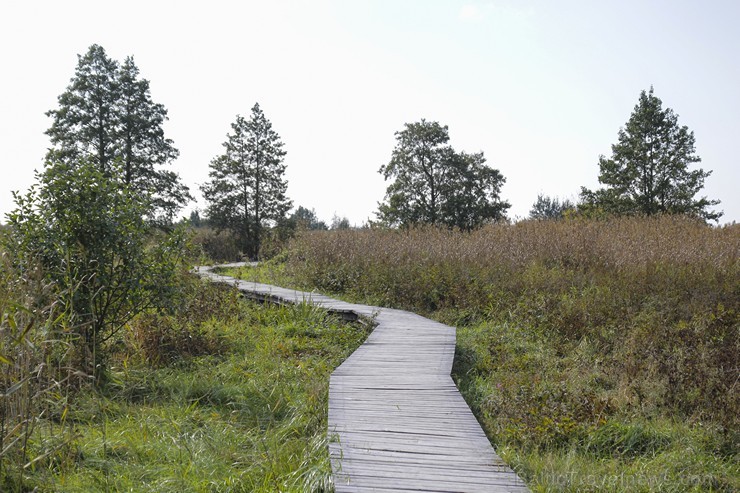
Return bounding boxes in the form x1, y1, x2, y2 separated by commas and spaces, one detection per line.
229, 216, 739, 492
0, 265, 368, 492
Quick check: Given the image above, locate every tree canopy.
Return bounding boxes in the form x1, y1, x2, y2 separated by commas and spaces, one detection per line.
529, 194, 575, 220
377, 119, 509, 230
580, 87, 721, 221
290, 206, 328, 231
45, 44, 191, 223
330, 214, 351, 230
201, 103, 292, 259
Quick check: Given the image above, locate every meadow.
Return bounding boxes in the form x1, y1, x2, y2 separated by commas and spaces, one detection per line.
229, 215, 739, 492
3, 215, 737, 492
1, 263, 369, 492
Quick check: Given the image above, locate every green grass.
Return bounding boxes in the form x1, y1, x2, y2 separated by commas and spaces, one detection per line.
8, 280, 369, 492
454, 319, 738, 492
217, 258, 295, 289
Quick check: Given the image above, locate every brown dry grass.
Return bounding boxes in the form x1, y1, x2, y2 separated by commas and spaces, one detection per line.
285, 216, 739, 427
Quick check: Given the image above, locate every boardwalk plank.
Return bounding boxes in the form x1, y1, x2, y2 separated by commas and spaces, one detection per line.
197, 265, 529, 492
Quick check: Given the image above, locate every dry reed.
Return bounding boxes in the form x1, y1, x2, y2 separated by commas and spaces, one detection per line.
285, 216, 739, 426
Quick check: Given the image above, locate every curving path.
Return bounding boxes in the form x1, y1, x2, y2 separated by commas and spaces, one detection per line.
197, 265, 529, 492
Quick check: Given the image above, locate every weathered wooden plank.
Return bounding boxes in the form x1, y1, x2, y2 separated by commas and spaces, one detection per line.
332, 474, 529, 493
197, 265, 529, 492
331, 454, 511, 468
335, 463, 526, 484
328, 447, 508, 467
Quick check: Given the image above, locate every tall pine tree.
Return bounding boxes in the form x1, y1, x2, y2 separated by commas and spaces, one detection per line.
201, 104, 291, 259
46, 44, 120, 169
45, 44, 190, 223
580, 87, 721, 221
117, 56, 189, 222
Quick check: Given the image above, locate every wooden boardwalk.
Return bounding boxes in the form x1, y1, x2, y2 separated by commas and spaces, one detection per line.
198, 266, 529, 492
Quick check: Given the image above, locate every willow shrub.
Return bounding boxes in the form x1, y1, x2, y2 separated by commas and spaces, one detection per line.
5, 159, 189, 383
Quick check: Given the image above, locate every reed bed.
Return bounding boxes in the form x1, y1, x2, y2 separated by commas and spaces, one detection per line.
280, 216, 738, 491
288, 216, 737, 312
0, 254, 79, 492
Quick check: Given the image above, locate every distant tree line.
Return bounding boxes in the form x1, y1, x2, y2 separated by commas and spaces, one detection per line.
8, 44, 725, 299
291, 206, 329, 231
529, 194, 575, 220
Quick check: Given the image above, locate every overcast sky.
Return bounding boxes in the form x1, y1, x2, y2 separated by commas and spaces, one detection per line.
1, 0, 738, 225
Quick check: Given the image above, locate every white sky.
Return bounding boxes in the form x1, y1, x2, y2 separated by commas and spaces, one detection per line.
1, 0, 738, 225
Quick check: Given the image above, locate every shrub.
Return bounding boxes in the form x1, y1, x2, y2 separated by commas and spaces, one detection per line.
127, 278, 242, 365
189, 227, 241, 263
4, 159, 189, 382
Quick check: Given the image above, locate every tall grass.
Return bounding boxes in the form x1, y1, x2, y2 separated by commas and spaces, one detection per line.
0, 253, 78, 491
279, 216, 738, 491
4, 273, 368, 491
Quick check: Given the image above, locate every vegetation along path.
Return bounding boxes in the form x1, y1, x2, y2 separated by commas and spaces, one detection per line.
198, 264, 529, 492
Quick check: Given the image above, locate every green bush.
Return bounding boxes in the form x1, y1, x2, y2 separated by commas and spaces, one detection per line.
189, 227, 241, 263
127, 278, 242, 365
4, 159, 189, 382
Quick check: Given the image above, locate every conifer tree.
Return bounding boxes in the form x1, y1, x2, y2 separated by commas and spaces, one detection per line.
580, 87, 721, 221
46, 44, 120, 169
201, 104, 292, 259
117, 56, 189, 222
45, 44, 190, 223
